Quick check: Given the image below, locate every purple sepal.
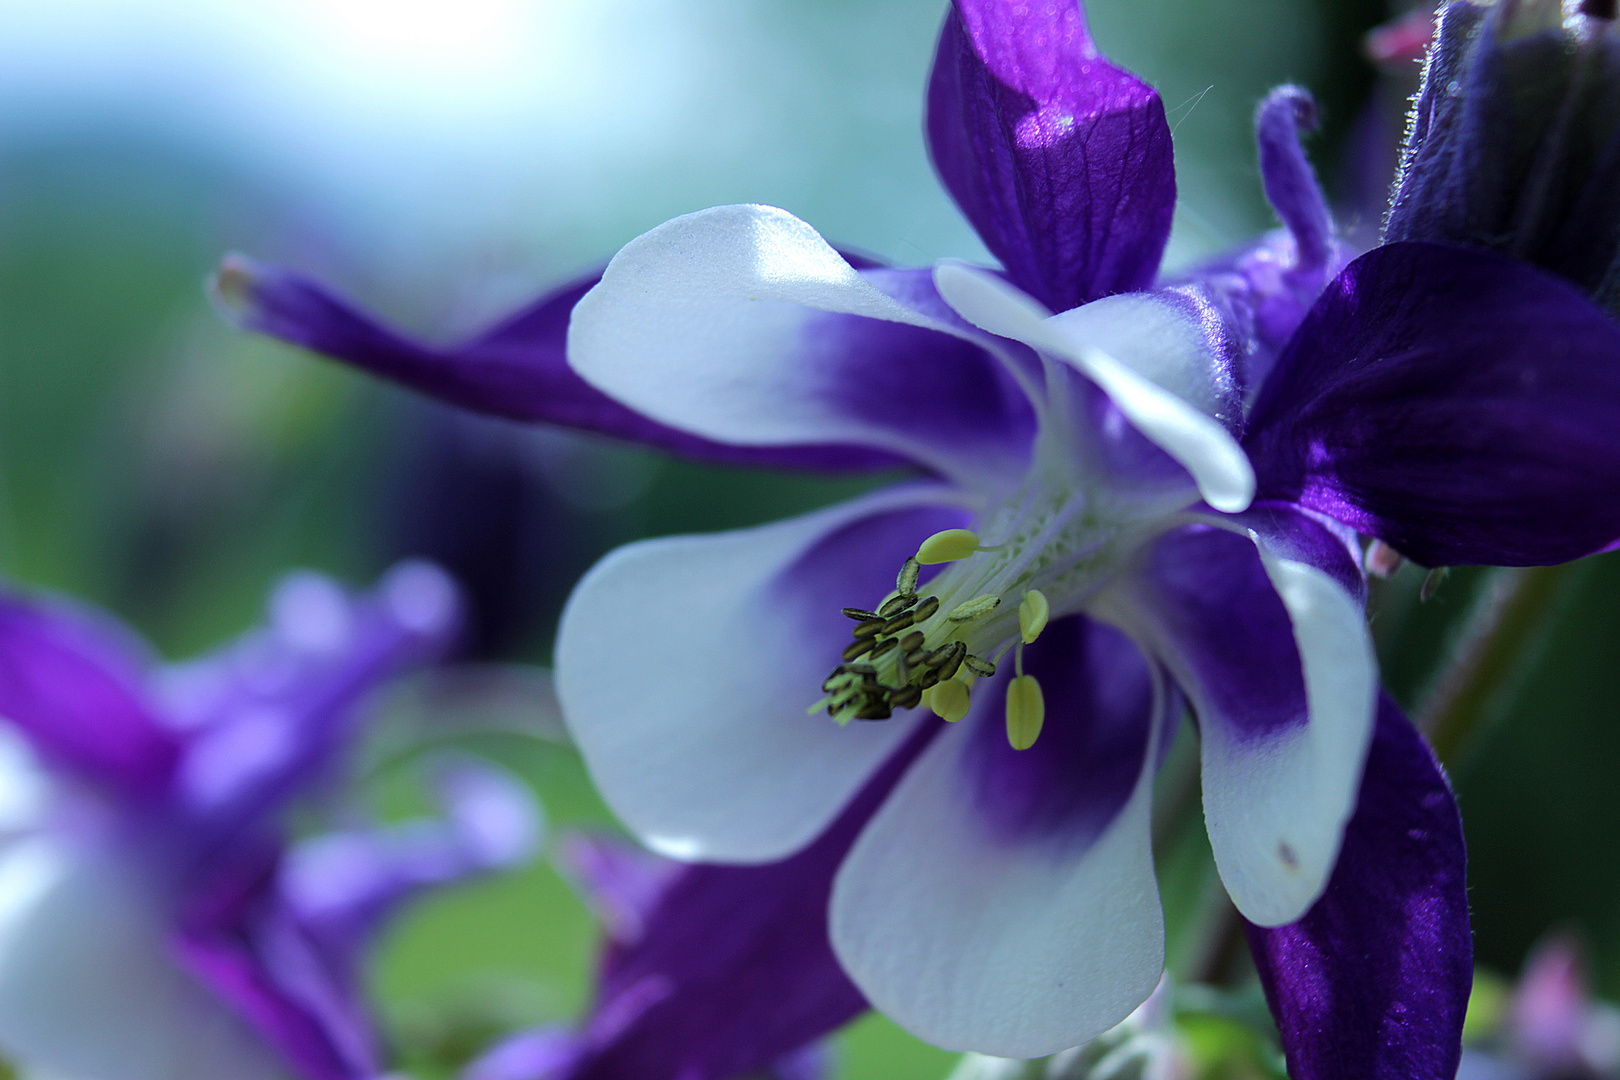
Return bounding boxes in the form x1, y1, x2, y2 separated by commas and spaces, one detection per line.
1245, 695, 1471, 1080
0, 592, 179, 800
214, 256, 905, 473
925, 0, 1175, 311
163, 564, 459, 863
1246, 241, 1620, 567
178, 759, 538, 1080
553, 726, 938, 1080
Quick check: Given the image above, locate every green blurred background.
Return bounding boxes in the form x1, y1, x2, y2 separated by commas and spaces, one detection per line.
2, 1, 1610, 1076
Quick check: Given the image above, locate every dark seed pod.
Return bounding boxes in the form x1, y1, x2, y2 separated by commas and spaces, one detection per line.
896, 556, 921, 596
963, 654, 996, 678
869, 637, 900, 659
878, 593, 918, 618
842, 639, 875, 662
892, 685, 923, 709
852, 620, 884, 641
881, 611, 917, 634
911, 595, 940, 621
842, 607, 882, 621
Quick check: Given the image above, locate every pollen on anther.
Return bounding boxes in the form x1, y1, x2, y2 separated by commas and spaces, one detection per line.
1018, 589, 1050, 644
947, 594, 1000, 622
896, 556, 921, 597
916, 528, 981, 565
930, 678, 971, 723
1006, 674, 1045, 750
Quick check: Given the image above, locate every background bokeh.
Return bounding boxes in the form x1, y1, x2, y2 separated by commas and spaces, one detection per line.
0, 1, 1608, 1077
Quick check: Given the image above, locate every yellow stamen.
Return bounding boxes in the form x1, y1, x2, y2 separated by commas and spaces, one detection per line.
916, 528, 982, 565
1006, 674, 1045, 750
1018, 589, 1050, 644
930, 678, 972, 723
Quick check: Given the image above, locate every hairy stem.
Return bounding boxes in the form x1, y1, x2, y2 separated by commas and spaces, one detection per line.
1416, 563, 1576, 766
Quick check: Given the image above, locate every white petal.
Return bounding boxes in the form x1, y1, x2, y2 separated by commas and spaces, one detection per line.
932, 262, 1255, 513
568, 204, 1027, 486
830, 695, 1165, 1057
0, 841, 289, 1080
1201, 536, 1377, 926
555, 485, 962, 863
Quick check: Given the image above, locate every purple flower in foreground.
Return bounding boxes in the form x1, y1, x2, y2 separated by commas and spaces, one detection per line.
0, 564, 538, 1080
212, 2, 1620, 1077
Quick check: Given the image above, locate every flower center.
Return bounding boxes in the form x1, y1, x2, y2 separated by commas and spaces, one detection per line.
813, 475, 1166, 748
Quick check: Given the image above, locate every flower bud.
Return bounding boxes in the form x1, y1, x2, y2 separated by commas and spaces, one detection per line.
1385, 1, 1620, 312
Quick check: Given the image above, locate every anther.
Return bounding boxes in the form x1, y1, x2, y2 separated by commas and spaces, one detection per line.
896, 556, 921, 597
947, 594, 1001, 622
878, 593, 917, 619
930, 642, 967, 680
963, 654, 996, 679
881, 611, 917, 634
852, 620, 883, 641
842, 607, 881, 621
899, 631, 925, 653
1018, 589, 1050, 644
854, 701, 893, 721
1005, 674, 1045, 750
930, 678, 972, 723
911, 595, 940, 621
868, 637, 899, 659
891, 685, 924, 710
842, 639, 875, 662
916, 528, 981, 565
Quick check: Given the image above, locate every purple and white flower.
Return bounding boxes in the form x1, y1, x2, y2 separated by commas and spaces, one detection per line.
0, 563, 538, 1080
211, 1, 1620, 1077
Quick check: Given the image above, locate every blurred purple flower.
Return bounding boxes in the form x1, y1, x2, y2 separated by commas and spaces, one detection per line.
0, 563, 539, 1080
210, 1, 1620, 1077
1459, 934, 1620, 1080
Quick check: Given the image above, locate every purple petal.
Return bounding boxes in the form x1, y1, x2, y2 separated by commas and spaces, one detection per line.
830, 622, 1168, 1056
1246, 241, 1620, 566
964, 615, 1154, 847
1245, 695, 1471, 1080
278, 757, 540, 963
555, 484, 965, 863
214, 255, 904, 473
175, 850, 382, 1080
164, 563, 458, 853
567, 206, 1034, 488
555, 835, 681, 947
0, 591, 178, 800
925, 0, 1175, 310
461, 1029, 581, 1080
1121, 511, 1375, 926
557, 727, 940, 1080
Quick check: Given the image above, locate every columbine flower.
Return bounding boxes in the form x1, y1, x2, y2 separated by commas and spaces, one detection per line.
0, 563, 538, 1080
213, 1, 1620, 1076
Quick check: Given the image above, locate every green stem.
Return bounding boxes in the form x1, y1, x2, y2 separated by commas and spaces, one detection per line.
1416, 563, 1575, 767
